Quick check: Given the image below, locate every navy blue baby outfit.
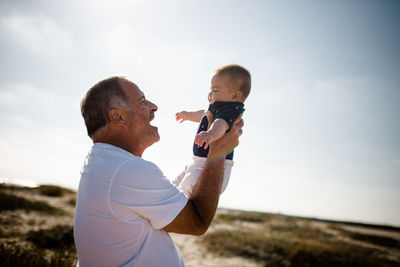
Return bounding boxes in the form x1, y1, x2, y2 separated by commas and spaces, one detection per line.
193, 101, 245, 160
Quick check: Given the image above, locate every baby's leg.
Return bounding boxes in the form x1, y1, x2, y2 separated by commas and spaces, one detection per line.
220, 159, 234, 194
178, 156, 206, 196
179, 157, 234, 196
171, 165, 188, 186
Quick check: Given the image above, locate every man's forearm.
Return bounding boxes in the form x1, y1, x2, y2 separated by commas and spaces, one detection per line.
188, 156, 225, 231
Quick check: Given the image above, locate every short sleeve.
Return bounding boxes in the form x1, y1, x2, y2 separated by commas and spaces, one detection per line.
213, 102, 244, 131
108, 158, 188, 229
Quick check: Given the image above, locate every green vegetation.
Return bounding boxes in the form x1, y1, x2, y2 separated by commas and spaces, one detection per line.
0, 191, 64, 215
0, 184, 77, 266
68, 196, 76, 206
270, 223, 334, 240
0, 183, 74, 198
201, 229, 291, 266
26, 225, 74, 249
1, 183, 399, 266
215, 210, 275, 223
330, 226, 400, 249
0, 216, 22, 226
200, 228, 399, 267
0, 183, 32, 191
348, 231, 400, 249
200, 210, 400, 266
0, 241, 76, 267
35, 185, 73, 197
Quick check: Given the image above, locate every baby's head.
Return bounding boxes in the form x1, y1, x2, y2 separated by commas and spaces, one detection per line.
209, 64, 251, 104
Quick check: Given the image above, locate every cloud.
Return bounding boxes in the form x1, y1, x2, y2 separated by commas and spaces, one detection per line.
0, 113, 33, 128
393, 158, 400, 167
0, 13, 73, 56
0, 82, 54, 108
314, 81, 336, 90
0, 125, 91, 189
0, 82, 56, 128
0, 89, 16, 103
101, 21, 144, 63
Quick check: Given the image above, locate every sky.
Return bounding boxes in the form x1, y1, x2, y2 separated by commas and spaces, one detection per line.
0, 0, 399, 226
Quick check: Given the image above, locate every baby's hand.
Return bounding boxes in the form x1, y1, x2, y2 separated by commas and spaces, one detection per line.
195, 131, 213, 149
175, 111, 189, 123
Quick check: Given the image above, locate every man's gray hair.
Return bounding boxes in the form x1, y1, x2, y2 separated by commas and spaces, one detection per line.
81, 76, 129, 137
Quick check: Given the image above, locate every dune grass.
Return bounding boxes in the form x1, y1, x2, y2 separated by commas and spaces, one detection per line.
270, 222, 334, 240
200, 227, 399, 267
0, 183, 77, 266
201, 211, 400, 266
215, 210, 275, 223
0, 241, 76, 267
1, 183, 399, 266
0, 191, 64, 215
26, 225, 75, 249
330, 226, 400, 250
0, 183, 31, 191
35, 185, 74, 197
348, 231, 400, 249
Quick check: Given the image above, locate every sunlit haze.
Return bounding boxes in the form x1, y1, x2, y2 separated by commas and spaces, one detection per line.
0, 0, 399, 226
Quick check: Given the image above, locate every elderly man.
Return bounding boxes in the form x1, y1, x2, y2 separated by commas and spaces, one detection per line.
74, 77, 243, 266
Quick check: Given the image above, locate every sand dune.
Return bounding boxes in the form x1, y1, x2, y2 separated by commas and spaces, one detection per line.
1, 183, 399, 266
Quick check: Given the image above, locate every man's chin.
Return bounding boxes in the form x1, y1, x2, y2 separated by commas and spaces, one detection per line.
151, 126, 160, 141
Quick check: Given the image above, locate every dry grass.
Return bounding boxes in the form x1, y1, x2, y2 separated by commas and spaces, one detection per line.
0, 241, 76, 267
26, 225, 74, 249
200, 228, 398, 266
0, 191, 64, 215
215, 210, 275, 223
1, 183, 400, 266
329, 225, 400, 249
198, 211, 400, 266
0, 183, 77, 266
35, 185, 74, 197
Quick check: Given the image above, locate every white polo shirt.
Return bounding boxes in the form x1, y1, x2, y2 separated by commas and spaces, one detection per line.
74, 143, 188, 267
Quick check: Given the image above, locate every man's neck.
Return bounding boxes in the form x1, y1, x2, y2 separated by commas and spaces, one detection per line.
92, 131, 144, 157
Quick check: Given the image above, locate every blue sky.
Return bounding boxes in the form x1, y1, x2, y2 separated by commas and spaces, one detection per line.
0, 0, 399, 226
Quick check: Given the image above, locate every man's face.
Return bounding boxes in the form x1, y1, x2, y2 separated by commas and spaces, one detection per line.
120, 79, 160, 149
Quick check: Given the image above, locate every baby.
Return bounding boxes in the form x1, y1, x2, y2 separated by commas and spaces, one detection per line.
173, 64, 251, 196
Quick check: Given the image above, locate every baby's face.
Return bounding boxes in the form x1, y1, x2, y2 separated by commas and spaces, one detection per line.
209, 74, 241, 103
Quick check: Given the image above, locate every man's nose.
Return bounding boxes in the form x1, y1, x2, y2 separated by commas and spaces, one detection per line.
148, 100, 158, 112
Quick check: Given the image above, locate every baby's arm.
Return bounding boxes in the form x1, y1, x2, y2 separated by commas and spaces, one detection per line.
195, 119, 229, 149
176, 110, 205, 123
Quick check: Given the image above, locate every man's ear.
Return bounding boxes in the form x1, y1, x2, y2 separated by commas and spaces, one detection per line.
109, 109, 125, 125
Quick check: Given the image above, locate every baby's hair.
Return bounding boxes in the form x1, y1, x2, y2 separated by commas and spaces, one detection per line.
214, 64, 251, 100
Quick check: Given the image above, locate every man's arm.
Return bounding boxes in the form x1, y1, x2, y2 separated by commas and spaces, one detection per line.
175, 110, 205, 123
163, 117, 243, 235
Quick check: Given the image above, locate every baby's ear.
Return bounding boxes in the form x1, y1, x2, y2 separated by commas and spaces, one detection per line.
233, 92, 242, 101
